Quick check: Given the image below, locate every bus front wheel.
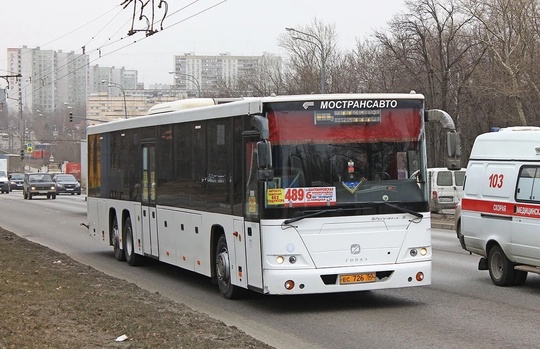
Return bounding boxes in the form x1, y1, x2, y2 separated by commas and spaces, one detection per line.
215, 235, 242, 299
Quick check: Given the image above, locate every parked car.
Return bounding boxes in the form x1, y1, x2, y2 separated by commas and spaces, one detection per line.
53, 174, 81, 195
23, 173, 56, 200
0, 170, 9, 194
9, 173, 25, 191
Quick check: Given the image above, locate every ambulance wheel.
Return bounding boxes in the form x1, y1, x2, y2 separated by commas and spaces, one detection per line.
488, 245, 515, 286
215, 235, 243, 299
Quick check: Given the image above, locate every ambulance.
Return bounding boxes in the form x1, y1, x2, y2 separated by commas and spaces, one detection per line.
459, 127, 540, 286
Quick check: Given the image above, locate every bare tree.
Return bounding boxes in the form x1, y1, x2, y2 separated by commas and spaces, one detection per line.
239, 54, 286, 97
278, 19, 339, 94
372, 0, 484, 167
464, 0, 540, 125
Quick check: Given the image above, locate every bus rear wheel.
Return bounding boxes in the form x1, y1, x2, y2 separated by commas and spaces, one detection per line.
488, 245, 516, 286
123, 216, 143, 266
215, 235, 242, 299
112, 216, 125, 261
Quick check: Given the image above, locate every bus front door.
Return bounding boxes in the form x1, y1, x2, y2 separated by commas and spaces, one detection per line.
141, 144, 159, 257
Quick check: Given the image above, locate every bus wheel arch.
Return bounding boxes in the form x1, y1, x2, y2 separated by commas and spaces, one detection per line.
110, 210, 125, 261
213, 229, 242, 299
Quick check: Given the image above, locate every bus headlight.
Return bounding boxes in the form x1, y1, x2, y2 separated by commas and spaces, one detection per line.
275, 255, 298, 265
410, 247, 429, 257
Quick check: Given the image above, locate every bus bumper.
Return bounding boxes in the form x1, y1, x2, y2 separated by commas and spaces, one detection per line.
260, 261, 431, 295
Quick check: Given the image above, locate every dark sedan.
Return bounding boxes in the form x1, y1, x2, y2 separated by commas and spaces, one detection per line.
54, 174, 82, 195
9, 173, 25, 191
23, 173, 56, 200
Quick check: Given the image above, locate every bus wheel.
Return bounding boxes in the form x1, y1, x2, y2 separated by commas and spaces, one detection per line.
123, 216, 143, 266
488, 245, 516, 286
215, 235, 242, 299
112, 216, 125, 261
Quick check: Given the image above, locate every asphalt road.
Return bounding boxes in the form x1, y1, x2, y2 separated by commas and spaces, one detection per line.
1, 193, 539, 349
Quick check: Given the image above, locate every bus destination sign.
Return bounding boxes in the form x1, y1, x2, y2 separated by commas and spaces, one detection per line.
314, 109, 381, 125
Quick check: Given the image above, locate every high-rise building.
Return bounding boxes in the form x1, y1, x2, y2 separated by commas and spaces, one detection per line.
171, 52, 276, 97
5, 46, 88, 114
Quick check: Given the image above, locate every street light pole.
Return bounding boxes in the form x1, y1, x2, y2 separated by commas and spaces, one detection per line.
168, 71, 201, 98
285, 27, 326, 94
101, 80, 128, 119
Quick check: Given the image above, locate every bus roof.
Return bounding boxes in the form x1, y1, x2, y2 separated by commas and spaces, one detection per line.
470, 127, 540, 161
87, 92, 426, 135
87, 98, 262, 135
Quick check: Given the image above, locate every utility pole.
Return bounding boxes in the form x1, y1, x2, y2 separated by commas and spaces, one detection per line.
0, 74, 23, 149
0, 74, 22, 89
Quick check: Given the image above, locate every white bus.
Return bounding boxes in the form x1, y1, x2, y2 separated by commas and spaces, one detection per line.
86, 93, 460, 298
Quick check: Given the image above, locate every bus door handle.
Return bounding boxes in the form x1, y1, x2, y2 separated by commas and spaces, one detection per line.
247, 227, 252, 236
143, 210, 146, 217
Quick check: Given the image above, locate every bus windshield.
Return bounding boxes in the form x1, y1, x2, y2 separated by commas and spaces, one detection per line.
262, 99, 427, 214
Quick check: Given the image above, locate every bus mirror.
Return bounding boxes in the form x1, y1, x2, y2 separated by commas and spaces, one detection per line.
251, 115, 269, 140
257, 140, 274, 181
257, 140, 272, 169
446, 132, 461, 170
446, 132, 461, 158
257, 169, 275, 181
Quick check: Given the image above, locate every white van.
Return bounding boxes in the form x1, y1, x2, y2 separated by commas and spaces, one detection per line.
459, 127, 540, 286
427, 167, 465, 213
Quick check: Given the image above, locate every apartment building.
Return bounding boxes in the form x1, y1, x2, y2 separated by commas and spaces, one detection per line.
171, 52, 276, 97
5, 46, 88, 114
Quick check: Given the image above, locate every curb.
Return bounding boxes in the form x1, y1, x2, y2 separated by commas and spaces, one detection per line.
431, 222, 454, 230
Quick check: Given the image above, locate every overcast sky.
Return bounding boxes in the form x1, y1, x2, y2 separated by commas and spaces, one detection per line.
1, 0, 406, 86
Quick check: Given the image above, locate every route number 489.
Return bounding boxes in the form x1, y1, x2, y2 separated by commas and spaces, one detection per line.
488, 173, 504, 188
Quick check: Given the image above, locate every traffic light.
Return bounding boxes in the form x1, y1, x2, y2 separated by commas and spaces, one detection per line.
20, 149, 25, 160
69, 112, 73, 122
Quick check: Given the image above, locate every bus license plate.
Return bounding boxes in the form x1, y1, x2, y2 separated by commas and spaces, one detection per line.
340, 273, 376, 284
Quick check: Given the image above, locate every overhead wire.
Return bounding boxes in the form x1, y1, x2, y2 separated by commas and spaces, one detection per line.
10, 0, 228, 104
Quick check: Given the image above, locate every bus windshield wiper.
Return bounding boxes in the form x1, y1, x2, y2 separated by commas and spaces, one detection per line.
383, 202, 423, 219
283, 209, 337, 225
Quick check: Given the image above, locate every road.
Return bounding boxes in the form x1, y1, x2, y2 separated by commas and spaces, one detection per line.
1, 192, 539, 349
